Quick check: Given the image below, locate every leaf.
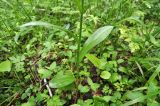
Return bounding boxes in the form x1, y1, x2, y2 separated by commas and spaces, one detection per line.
0, 60, 12, 72
93, 96, 112, 103
21, 102, 33, 106
109, 73, 119, 83
38, 68, 52, 78
78, 84, 89, 93
87, 77, 100, 92
86, 54, 103, 69
143, 1, 151, 8
135, 61, 144, 78
147, 65, 160, 84
49, 71, 75, 88
126, 91, 144, 100
74, 0, 82, 13
19, 21, 64, 31
100, 71, 111, 80
103, 96, 112, 102
48, 62, 57, 70
20, 21, 53, 28
123, 96, 146, 106
150, 35, 160, 47
79, 26, 113, 62
123, 90, 160, 106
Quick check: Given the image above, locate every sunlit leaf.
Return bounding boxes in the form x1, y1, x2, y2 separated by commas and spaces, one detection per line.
100, 71, 111, 80
0, 60, 12, 72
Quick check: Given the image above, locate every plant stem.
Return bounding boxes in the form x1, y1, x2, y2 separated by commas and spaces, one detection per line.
76, 0, 84, 70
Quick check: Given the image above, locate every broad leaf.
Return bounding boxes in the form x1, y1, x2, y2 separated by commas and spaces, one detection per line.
79, 26, 113, 62
100, 71, 111, 80
49, 71, 75, 88
0, 60, 12, 72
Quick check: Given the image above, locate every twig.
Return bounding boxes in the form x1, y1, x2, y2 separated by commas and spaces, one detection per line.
44, 79, 53, 97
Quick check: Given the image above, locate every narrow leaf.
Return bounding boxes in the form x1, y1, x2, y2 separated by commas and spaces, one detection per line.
135, 61, 144, 78
19, 21, 64, 30
124, 96, 146, 106
147, 65, 160, 84
79, 26, 113, 62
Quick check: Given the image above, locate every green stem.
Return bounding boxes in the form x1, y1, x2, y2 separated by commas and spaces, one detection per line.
76, 0, 84, 70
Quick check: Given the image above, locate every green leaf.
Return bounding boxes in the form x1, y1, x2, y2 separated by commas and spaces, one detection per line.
78, 84, 89, 93
49, 71, 75, 88
147, 103, 160, 106
38, 68, 52, 78
103, 96, 112, 102
48, 62, 57, 70
20, 21, 53, 28
86, 54, 104, 69
147, 65, 160, 84
47, 95, 65, 106
21, 102, 34, 106
100, 71, 111, 80
119, 16, 143, 25
19, 21, 64, 31
150, 35, 160, 47
74, 0, 82, 13
79, 26, 113, 62
126, 91, 144, 100
109, 73, 119, 83
135, 61, 144, 78
123, 96, 146, 106
0, 60, 12, 72
87, 77, 100, 92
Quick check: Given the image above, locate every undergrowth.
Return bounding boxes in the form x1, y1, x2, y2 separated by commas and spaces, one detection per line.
0, 0, 160, 106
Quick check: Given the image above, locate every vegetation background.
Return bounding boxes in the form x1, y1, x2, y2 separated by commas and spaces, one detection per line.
0, 0, 160, 106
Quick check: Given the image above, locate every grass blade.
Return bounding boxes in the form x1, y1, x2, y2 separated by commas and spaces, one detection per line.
123, 96, 146, 106
147, 65, 160, 84
135, 61, 144, 78
19, 21, 64, 31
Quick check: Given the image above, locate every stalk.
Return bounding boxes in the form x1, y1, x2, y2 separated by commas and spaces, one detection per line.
76, 0, 84, 70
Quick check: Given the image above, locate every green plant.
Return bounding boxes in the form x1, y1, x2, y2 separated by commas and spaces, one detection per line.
0, 0, 160, 105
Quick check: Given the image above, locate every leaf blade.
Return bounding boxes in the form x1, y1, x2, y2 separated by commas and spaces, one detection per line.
0, 60, 12, 72
79, 26, 113, 62
19, 21, 65, 31
49, 71, 75, 88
